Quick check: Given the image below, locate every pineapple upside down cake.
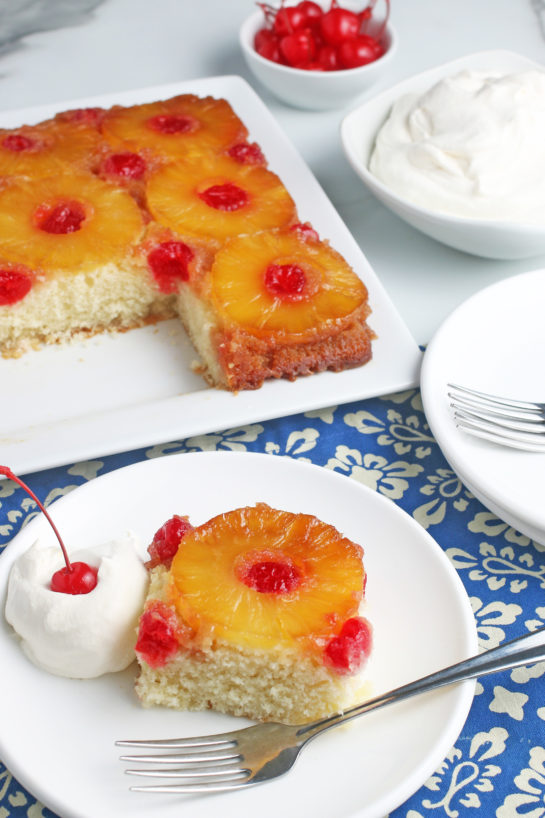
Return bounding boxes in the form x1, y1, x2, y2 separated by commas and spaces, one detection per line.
0, 94, 374, 390
135, 503, 372, 724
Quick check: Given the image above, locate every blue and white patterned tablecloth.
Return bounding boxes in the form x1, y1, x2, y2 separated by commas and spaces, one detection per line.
1, 387, 544, 818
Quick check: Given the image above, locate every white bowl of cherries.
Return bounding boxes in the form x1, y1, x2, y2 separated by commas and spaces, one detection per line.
240, 0, 397, 110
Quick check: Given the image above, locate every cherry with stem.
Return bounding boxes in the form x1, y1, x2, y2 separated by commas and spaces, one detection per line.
0, 465, 98, 595
254, 0, 389, 70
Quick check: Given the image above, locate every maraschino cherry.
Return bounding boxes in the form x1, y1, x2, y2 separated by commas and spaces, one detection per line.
240, 559, 302, 593
0, 466, 98, 594
146, 514, 193, 569
324, 616, 372, 674
254, 0, 389, 71
0, 266, 33, 305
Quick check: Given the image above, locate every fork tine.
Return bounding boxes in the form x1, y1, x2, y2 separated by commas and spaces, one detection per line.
119, 748, 241, 765
118, 722, 300, 794
449, 393, 544, 424
454, 415, 545, 452
128, 777, 251, 793
448, 383, 544, 415
125, 764, 248, 779
449, 393, 544, 423
116, 733, 237, 749
453, 406, 545, 435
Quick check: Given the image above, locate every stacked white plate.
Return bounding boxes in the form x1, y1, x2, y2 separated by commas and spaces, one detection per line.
421, 269, 545, 544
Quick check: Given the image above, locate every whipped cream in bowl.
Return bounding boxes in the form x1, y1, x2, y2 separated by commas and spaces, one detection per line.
369, 69, 545, 223
341, 50, 545, 259
5, 533, 148, 678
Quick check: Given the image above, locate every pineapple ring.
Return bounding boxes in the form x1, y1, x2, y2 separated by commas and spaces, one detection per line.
0, 173, 144, 273
146, 155, 296, 242
168, 504, 365, 650
101, 95, 247, 159
210, 230, 368, 336
0, 121, 102, 178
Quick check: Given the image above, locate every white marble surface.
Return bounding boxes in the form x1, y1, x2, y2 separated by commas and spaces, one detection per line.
1, 0, 544, 344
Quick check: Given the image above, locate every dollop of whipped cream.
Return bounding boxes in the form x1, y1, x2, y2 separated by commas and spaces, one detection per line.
369, 69, 545, 223
5, 534, 148, 678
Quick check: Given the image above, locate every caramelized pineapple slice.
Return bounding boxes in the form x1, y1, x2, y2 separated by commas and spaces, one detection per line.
146, 154, 296, 242
0, 120, 103, 178
0, 173, 143, 273
168, 503, 364, 651
210, 229, 368, 338
101, 94, 247, 159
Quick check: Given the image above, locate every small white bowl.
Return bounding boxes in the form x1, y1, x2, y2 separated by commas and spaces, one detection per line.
239, 8, 397, 111
341, 50, 545, 260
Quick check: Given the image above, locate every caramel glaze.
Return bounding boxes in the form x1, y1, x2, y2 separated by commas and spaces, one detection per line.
215, 303, 374, 391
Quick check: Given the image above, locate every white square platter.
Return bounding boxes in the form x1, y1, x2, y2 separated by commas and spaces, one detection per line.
0, 75, 421, 475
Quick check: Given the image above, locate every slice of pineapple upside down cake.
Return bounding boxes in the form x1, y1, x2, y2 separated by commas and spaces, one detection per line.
134, 504, 372, 724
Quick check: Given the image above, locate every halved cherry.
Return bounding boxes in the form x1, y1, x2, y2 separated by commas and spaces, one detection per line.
147, 114, 195, 135
34, 200, 87, 235
227, 142, 266, 165
2, 134, 37, 152
134, 601, 180, 667
239, 559, 302, 594
146, 514, 194, 568
324, 616, 372, 674
198, 182, 249, 212
147, 241, 194, 293
0, 265, 33, 305
264, 262, 308, 301
290, 221, 319, 242
102, 152, 147, 180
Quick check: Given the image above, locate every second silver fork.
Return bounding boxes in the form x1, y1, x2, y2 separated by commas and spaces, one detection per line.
448, 383, 545, 451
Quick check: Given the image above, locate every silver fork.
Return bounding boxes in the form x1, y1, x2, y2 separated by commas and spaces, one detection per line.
448, 383, 545, 452
118, 626, 545, 794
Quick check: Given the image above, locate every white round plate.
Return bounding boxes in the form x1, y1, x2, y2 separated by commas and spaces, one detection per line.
0, 452, 476, 818
421, 268, 545, 544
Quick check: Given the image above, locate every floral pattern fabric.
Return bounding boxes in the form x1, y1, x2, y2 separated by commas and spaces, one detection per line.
1, 386, 544, 818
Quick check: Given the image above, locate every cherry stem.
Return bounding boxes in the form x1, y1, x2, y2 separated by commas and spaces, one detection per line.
257, 2, 277, 27
359, 0, 375, 34
370, 0, 390, 38
0, 465, 72, 572
356, 0, 389, 37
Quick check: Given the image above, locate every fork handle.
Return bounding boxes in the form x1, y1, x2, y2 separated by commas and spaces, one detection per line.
297, 626, 545, 738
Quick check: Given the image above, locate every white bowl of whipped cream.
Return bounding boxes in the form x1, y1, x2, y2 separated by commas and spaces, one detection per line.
341, 50, 545, 260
